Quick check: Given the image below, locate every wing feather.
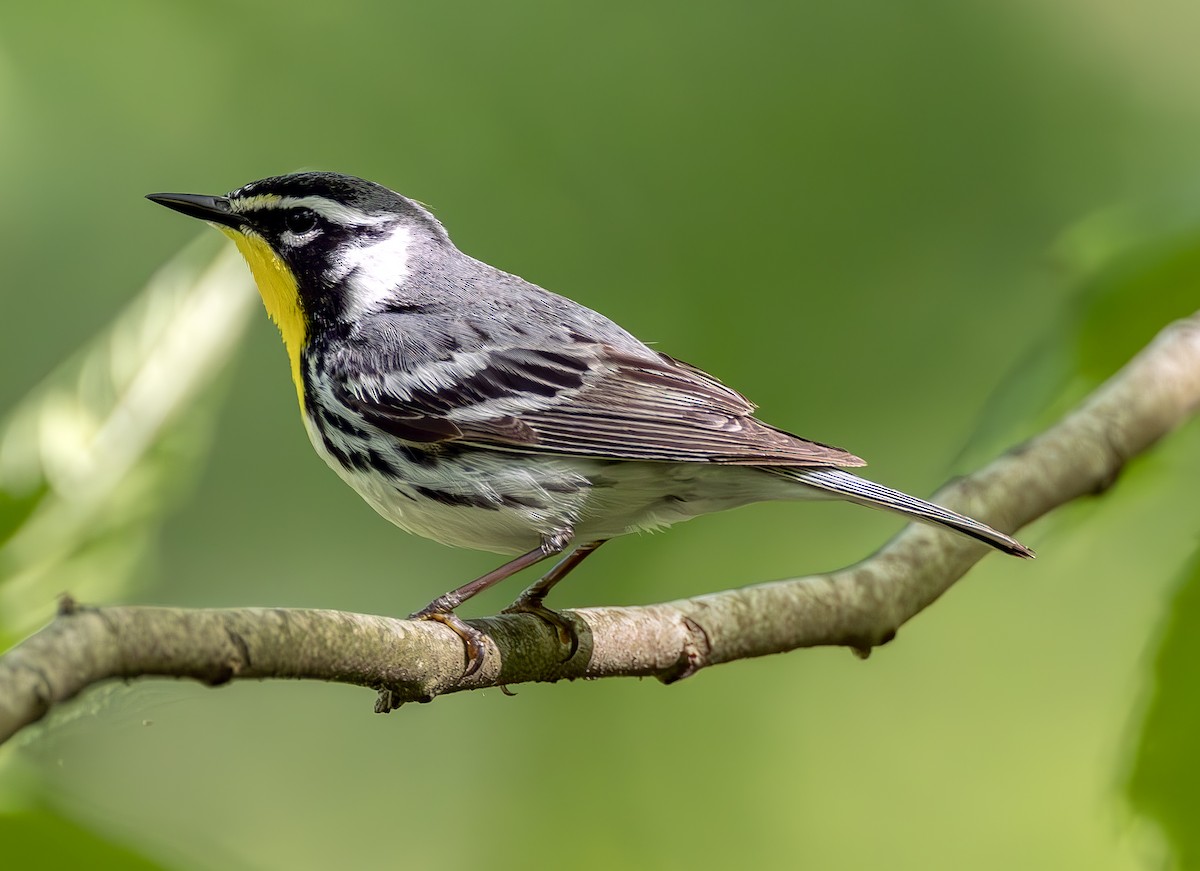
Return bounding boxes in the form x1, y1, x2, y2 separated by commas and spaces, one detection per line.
337, 343, 865, 467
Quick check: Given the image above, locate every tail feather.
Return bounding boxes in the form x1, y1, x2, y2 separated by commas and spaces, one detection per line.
783, 467, 1034, 558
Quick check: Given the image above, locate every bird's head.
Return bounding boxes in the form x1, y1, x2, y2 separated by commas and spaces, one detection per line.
148, 172, 446, 403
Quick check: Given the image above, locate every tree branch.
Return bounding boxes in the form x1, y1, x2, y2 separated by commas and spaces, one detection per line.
3, 313, 1199, 745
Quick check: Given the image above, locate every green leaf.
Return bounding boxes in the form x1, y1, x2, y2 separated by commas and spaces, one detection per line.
0, 482, 48, 549
956, 202, 1200, 470
1073, 232, 1200, 382
0, 239, 254, 645
0, 805, 167, 870
1127, 547, 1200, 867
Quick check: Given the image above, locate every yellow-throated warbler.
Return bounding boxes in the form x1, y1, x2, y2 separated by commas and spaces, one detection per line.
148, 173, 1032, 674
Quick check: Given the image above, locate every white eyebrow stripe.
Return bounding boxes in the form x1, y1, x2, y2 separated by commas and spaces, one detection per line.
232, 193, 393, 226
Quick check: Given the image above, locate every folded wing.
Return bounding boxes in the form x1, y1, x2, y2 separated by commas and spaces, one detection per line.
335, 342, 865, 467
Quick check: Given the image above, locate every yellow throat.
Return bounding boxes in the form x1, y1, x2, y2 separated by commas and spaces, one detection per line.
220, 227, 308, 408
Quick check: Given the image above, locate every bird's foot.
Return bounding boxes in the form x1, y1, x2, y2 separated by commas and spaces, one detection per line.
409, 607, 489, 679
501, 595, 579, 661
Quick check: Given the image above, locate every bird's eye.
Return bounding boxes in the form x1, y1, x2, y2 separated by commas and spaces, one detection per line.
284, 208, 318, 234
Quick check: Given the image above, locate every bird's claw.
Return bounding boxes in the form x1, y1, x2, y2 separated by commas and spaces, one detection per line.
501, 597, 579, 661
410, 609, 489, 678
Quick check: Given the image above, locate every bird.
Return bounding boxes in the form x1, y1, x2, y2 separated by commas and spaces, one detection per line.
147, 172, 1033, 675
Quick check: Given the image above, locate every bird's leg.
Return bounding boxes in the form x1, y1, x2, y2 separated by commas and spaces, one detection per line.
502, 539, 608, 659
409, 531, 571, 678
506, 540, 608, 609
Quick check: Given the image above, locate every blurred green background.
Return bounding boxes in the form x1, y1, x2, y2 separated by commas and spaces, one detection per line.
3, 1, 1200, 868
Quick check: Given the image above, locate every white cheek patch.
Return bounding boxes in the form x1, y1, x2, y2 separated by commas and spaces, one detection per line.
335, 223, 413, 318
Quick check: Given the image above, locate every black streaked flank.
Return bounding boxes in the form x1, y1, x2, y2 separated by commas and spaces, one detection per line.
319, 406, 369, 440
366, 448, 398, 478
498, 494, 547, 510
345, 451, 373, 474
409, 485, 548, 512
317, 429, 352, 469
395, 443, 443, 468
541, 480, 585, 494
413, 485, 501, 511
